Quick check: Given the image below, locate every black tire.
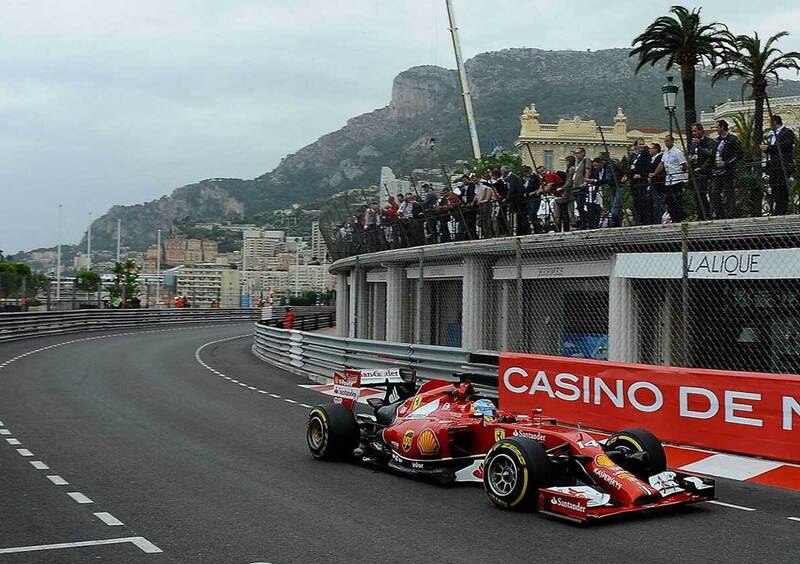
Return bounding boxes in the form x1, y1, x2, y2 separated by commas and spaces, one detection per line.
306, 403, 359, 461
483, 438, 552, 510
605, 428, 666, 478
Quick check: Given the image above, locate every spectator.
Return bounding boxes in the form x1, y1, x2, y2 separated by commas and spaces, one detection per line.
522, 165, 542, 233
572, 147, 591, 229
554, 155, 575, 232
586, 158, 611, 229
624, 137, 652, 225
422, 183, 439, 244
491, 168, 509, 235
710, 119, 742, 219
648, 142, 667, 222
477, 173, 496, 238
461, 175, 478, 239
761, 114, 796, 216
405, 192, 425, 246
283, 307, 295, 330
651, 134, 687, 223
689, 123, 716, 220
382, 196, 400, 249
502, 165, 529, 235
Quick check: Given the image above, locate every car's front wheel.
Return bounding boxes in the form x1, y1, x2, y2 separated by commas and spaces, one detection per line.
605, 428, 666, 478
306, 403, 359, 460
483, 437, 552, 510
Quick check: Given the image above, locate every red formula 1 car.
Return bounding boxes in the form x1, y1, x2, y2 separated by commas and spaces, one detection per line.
306, 369, 715, 523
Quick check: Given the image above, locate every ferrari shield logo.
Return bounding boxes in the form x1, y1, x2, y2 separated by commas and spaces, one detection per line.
402, 430, 414, 452
411, 396, 423, 410
494, 428, 506, 442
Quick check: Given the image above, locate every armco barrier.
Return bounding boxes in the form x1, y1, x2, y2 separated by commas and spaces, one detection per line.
499, 353, 800, 464
251, 324, 499, 393
0, 307, 333, 343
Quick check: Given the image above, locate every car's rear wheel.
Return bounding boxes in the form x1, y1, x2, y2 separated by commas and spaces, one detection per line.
483, 438, 552, 510
605, 428, 666, 478
306, 403, 359, 460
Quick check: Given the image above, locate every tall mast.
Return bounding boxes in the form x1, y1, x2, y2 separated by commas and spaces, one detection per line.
445, 0, 481, 160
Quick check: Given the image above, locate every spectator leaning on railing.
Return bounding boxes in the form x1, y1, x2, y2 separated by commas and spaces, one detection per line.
572, 148, 592, 229
761, 114, 796, 216
554, 155, 576, 232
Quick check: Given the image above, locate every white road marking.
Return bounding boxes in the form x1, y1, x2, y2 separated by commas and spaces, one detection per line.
94, 512, 124, 526
788, 517, 800, 522
66, 492, 93, 504
6, 438, 21, 445
30, 461, 49, 470
300, 403, 312, 408
17, 448, 34, 457
0, 536, 162, 555
270, 394, 280, 399
0, 429, 11, 435
284, 399, 297, 404
707, 500, 756, 512
681, 453, 783, 481
46, 475, 69, 485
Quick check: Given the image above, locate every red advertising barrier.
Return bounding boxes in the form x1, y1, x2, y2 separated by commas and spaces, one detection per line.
499, 353, 800, 464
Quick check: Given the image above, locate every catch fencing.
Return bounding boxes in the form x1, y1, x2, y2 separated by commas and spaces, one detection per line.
333, 214, 800, 376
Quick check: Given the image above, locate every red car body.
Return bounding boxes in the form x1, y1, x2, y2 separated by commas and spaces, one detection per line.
308, 371, 715, 523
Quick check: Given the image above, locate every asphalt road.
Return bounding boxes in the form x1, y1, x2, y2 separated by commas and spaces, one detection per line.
1, 323, 799, 563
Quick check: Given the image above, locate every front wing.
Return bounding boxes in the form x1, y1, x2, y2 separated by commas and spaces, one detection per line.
537, 471, 715, 524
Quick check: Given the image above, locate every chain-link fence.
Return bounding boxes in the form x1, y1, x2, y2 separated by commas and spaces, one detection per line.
338, 214, 800, 375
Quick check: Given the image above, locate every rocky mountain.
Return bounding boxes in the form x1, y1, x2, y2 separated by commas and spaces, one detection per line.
85, 47, 800, 250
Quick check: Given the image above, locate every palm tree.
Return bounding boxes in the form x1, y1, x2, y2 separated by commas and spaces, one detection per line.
712, 31, 800, 164
630, 6, 727, 133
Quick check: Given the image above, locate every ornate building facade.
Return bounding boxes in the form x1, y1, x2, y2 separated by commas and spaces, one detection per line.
699, 95, 800, 134
515, 104, 666, 170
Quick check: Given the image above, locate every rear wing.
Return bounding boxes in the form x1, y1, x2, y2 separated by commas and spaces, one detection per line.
332, 368, 416, 410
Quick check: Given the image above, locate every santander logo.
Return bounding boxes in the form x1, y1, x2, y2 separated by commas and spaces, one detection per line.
550, 496, 586, 513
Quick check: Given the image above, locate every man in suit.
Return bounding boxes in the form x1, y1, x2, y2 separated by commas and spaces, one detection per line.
761, 114, 796, 216
648, 143, 666, 223
689, 123, 716, 220
624, 137, 652, 225
710, 119, 742, 219
522, 165, 542, 233
502, 165, 530, 235
572, 147, 591, 229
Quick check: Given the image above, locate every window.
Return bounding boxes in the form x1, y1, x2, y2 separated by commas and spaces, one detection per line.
544, 150, 554, 171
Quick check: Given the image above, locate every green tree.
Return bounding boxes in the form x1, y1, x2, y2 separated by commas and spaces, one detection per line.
75, 270, 102, 293
630, 6, 727, 133
471, 151, 523, 177
713, 31, 800, 164
107, 260, 141, 305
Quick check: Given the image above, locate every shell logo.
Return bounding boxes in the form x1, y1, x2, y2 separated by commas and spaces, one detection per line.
594, 454, 615, 467
417, 428, 440, 455
402, 430, 414, 452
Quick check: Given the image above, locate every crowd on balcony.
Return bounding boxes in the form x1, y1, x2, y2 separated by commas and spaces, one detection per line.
329, 117, 796, 259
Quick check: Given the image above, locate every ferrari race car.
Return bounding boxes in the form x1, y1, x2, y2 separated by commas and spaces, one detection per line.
306, 369, 715, 523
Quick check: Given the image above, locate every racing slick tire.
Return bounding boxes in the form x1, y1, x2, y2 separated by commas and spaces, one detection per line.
306, 403, 359, 461
483, 438, 552, 511
605, 428, 666, 479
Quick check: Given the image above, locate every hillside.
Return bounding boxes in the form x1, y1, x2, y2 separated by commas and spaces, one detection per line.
84, 47, 800, 250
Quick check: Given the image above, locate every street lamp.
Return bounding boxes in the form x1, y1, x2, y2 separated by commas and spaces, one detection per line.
662, 75, 679, 136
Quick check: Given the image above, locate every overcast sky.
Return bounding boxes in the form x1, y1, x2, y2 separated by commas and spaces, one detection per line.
2, 0, 798, 254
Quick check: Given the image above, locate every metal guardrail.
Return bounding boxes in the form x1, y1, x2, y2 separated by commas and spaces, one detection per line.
0, 307, 334, 343
251, 323, 500, 394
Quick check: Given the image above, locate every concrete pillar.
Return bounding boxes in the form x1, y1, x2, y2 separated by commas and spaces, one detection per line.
462, 257, 488, 352
385, 266, 405, 342
348, 268, 368, 339
370, 283, 387, 340
608, 258, 637, 362
336, 272, 348, 337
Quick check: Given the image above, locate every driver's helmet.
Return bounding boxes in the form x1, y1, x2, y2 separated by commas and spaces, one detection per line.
470, 398, 497, 418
